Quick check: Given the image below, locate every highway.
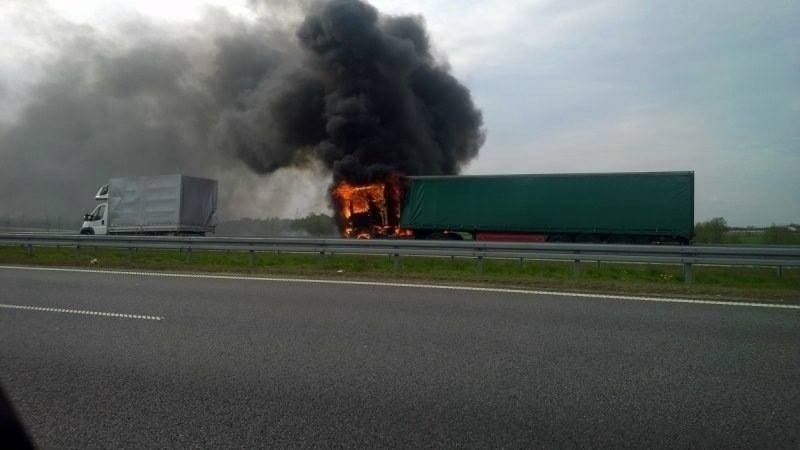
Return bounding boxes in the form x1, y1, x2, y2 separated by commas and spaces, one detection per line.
1, 266, 798, 448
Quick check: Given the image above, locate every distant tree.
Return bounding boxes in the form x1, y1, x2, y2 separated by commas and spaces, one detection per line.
693, 217, 728, 244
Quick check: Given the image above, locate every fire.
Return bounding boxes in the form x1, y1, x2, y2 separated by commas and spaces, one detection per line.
331, 173, 412, 238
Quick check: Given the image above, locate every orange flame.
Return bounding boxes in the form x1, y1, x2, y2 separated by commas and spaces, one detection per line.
331, 173, 412, 238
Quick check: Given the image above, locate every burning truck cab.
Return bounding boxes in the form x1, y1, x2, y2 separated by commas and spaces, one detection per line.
331, 173, 411, 239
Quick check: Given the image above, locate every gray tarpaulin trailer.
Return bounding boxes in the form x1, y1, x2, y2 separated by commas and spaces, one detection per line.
82, 175, 218, 235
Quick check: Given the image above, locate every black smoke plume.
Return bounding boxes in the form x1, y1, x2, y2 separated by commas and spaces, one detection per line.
222, 0, 485, 183
0, 0, 484, 223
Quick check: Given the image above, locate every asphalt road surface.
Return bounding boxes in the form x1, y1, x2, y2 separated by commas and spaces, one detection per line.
1, 266, 799, 448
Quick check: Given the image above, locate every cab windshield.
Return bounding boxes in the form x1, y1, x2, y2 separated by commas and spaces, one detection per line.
90, 204, 105, 220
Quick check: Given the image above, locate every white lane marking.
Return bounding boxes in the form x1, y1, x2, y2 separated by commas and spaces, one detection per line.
0, 303, 163, 321
0, 264, 798, 310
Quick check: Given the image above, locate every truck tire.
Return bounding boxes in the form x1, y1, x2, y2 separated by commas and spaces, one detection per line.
79, 228, 94, 235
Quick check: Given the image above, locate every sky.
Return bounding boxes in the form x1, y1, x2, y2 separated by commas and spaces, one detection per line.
1, 0, 798, 226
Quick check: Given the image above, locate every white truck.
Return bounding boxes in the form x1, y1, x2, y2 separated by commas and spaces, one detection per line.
81, 175, 218, 236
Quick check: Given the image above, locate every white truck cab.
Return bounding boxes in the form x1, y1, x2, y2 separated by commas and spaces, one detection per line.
81, 202, 108, 235
80, 184, 110, 234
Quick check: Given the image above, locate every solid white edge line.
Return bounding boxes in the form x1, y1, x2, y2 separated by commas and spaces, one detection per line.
0, 303, 163, 321
0, 264, 798, 310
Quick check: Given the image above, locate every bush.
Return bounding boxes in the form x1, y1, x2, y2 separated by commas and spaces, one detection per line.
694, 217, 728, 244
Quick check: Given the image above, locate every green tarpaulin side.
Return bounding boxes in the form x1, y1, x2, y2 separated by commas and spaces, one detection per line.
400, 172, 694, 238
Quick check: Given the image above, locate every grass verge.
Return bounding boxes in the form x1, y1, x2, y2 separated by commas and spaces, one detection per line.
1, 245, 798, 303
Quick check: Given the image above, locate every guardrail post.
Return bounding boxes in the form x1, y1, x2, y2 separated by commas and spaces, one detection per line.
392, 253, 400, 273
476, 255, 484, 274
249, 249, 256, 266
777, 266, 783, 278
26, 244, 33, 256
128, 247, 134, 263
185, 247, 192, 263
572, 259, 580, 277
683, 263, 693, 283
318, 251, 326, 265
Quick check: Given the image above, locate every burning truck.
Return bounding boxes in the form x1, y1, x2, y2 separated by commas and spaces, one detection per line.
301, 4, 692, 245
331, 173, 410, 239
331, 171, 695, 244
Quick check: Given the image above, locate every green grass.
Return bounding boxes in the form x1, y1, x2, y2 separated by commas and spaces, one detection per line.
1, 245, 798, 303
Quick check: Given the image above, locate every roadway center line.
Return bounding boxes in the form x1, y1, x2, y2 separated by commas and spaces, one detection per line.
0, 264, 798, 311
0, 303, 163, 321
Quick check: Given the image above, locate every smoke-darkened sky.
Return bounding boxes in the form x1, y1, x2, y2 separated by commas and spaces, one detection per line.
0, 0, 484, 222
1, 0, 799, 226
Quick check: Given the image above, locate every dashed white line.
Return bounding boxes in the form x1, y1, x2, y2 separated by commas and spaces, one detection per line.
0, 303, 163, 321
0, 264, 798, 310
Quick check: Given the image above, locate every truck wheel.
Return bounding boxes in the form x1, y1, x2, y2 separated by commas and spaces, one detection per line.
80, 228, 94, 235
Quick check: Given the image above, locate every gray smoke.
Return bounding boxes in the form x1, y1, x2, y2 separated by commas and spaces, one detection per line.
0, 0, 484, 223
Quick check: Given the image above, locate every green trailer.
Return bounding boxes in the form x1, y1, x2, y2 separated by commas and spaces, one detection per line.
399, 171, 694, 243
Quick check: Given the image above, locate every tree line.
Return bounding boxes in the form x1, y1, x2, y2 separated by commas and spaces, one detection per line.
694, 218, 799, 245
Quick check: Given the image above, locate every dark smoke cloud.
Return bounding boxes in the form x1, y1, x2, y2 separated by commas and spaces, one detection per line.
0, 0, 483, 223
223, 0, 485, 182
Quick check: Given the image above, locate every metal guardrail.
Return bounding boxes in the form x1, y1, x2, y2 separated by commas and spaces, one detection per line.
1, 233, 798, 283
